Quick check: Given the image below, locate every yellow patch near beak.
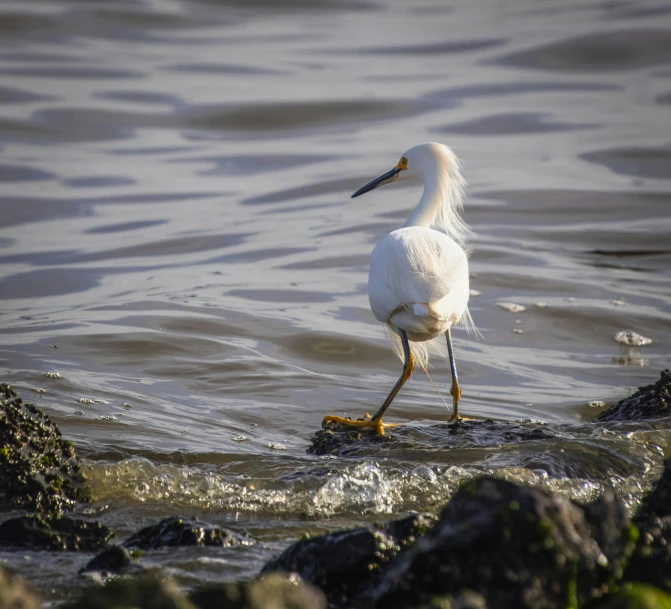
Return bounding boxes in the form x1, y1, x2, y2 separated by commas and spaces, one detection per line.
396, 157, 408, 171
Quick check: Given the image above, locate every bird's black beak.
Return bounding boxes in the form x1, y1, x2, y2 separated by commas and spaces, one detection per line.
351, 167, 401, 198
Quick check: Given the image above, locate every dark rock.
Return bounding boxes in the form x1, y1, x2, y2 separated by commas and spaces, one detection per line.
584, 582, 671, 608
309, 418, 557, 457
622, 459, 671, 592
0, 514, 112, 552
81, 545, 137, 575
598, 370, 671, 422
623, 516, 671, 593
264, 477, 636, 609
262, 513, 434, 607
63, 573, 195, 609
367, 478, 636, 609
637, 458, 671, 521
0, 383, 86, 515
419, 591, 488, 609
0, 565, 42, 609
189, 573, 326, 609
123, 516, 244, 550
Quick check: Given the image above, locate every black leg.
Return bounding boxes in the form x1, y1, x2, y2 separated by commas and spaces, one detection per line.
446, 327, 462, 421
371, 329, 414, 422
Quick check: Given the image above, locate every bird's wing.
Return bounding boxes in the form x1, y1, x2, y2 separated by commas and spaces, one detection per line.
368, 227, 469, 324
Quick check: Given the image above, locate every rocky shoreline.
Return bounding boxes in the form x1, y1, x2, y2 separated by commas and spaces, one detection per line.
1, 372, 670, 608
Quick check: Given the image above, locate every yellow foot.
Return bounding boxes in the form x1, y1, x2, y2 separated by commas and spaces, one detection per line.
322, 414, 399, 436
448, 414, 475, 423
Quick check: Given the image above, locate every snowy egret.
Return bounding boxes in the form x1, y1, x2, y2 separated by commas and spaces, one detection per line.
324, 142, 474, 433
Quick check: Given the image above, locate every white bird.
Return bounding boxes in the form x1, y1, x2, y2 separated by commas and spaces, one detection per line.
324, 142, 474, 434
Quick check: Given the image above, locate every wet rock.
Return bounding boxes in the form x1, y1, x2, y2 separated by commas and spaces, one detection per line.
81, 545, 138, 576
265, 477, 635, 609
584, 582, 671, 609
123, 516, 244, 550
262, 513, 434, 607
189, 573, 326, 609
597, 369, 671, 422
309, 418, 556, 457
0, 383, 86, 515
308, 419, 392, 456
637, 458, 671, 521
0, 565, 42, 609
624, 516, 671, 593
368, 478, 635, 609
367, 477, 635, 609
622, 459, 671, 592
0, 514, 112, 552
63, 573, 196, 609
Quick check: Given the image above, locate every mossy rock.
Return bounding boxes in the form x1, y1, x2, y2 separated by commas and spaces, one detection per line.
0, 383, 86, 515
598, 369, 671, 422
123, 516, 245, 550
262, 513, 434, 607
0, 514, 113, 552
587, 583, 671, 609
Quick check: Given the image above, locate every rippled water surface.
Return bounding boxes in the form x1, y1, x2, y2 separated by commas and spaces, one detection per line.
1, 0, 670, 599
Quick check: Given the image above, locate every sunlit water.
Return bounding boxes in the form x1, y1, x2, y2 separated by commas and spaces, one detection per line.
0, 0, 670, 599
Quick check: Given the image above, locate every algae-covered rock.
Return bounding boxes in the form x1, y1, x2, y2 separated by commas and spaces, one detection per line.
309, 418, 556, 457
123, 516, 244, 550
63, 574, 195, 609
264, 477, 634, 609
585, 582, 671, 609
0, 566, 42, 609
622, 459, 671, 592
262, 513, 434, 607
0, 383, 85, 515
623, 517, 671, 593
189, 573, 326, 609
598, 369, 671, 422
367, 478, 635, 609
0, 514, 112, 552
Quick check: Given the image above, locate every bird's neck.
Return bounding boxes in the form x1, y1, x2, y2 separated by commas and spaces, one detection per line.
404, 169, 443, 228
402, 163, 469, 243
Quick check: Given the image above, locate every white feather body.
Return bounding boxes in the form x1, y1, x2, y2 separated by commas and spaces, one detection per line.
366, 143, 476, 370
369, 228, 469, 369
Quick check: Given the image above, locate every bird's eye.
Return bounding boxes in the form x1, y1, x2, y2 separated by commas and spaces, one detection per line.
402, 158, 408, 166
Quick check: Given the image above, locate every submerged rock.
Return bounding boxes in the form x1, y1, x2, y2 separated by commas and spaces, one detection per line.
0, 566, 42, 609
0, 514, 113, 552
123, 516, 244, 550
262, 513, 434, 607
81, 545, 139, 577
598, 369, 671, 422
0, 383, 86, 515
309, 418, 556, 457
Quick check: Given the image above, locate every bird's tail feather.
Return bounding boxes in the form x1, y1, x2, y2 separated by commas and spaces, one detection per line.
458, 306, 483, 340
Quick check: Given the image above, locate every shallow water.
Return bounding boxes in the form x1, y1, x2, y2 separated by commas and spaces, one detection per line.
0, 0, 670, 599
